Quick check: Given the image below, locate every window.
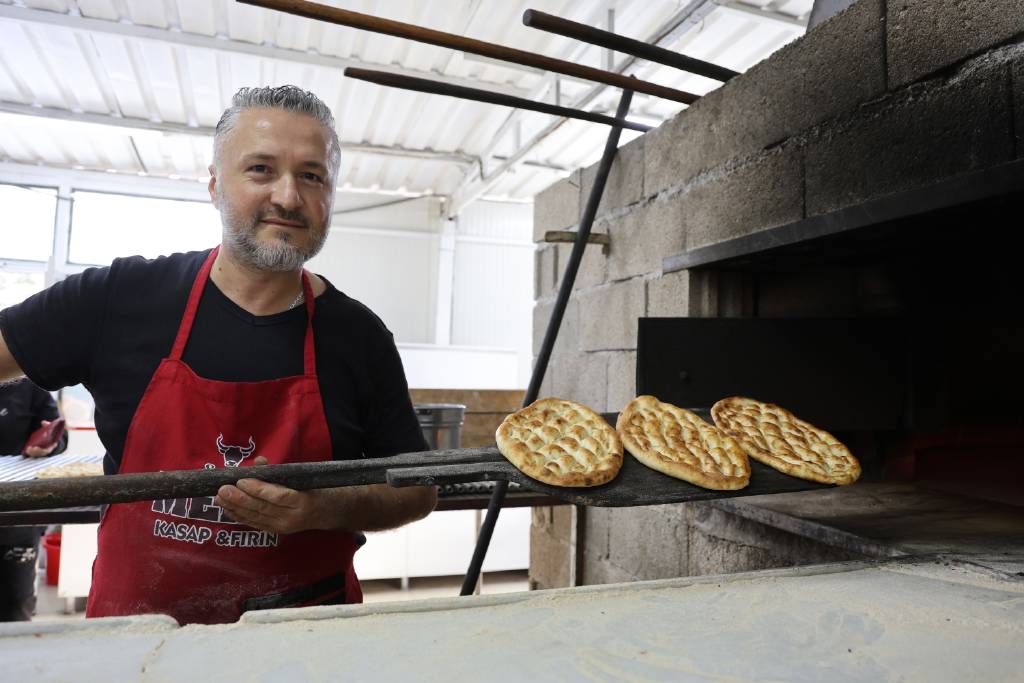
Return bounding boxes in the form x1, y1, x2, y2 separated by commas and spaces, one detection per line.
0, 271, 46, 310
68, 191, 220, 265
0, 183, 57, 262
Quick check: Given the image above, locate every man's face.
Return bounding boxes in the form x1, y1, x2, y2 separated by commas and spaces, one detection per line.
210, 108, 335, 271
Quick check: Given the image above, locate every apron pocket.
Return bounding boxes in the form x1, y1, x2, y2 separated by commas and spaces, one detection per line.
242, 572, 347, 612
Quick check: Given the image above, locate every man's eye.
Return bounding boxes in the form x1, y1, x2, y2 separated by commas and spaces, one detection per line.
248, 165, 270, 173
302, 172, 324, 183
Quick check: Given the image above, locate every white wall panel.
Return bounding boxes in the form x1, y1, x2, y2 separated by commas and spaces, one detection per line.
450, 200, 534, 388
308, 227, 437, 345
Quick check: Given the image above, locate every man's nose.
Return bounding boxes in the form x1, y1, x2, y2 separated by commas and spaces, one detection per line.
270, 173, 303, 211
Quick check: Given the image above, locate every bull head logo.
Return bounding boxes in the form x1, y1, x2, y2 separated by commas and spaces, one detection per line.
216, 434, 256, 467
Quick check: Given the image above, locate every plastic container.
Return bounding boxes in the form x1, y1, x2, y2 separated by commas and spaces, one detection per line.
414, 404, 466, 450
43, 532, 62, 586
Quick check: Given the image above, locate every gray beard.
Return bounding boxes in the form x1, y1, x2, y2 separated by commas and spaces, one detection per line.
218, 189, 328, 272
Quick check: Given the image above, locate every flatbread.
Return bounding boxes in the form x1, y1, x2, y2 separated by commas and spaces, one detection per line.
711, 397, 860, 485
35, 462, 103, 479
617, 395, 750, 490
496, 398, 622, 487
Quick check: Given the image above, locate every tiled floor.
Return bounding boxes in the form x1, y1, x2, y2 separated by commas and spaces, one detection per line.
30, 569, 530, 622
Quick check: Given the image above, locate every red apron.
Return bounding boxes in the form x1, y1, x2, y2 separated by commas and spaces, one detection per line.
87, 247, 362, 625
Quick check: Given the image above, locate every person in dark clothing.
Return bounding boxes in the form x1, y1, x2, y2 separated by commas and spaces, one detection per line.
0, 379, 68, 621
0, 85, 435, 625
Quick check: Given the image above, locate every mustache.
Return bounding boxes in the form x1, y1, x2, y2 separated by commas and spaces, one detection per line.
257, 208, 309, 229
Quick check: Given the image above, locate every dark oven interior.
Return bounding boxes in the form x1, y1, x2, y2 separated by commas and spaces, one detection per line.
638, 187, 1024, 506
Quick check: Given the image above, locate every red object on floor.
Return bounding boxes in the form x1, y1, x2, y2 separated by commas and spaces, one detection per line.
44, 532, 61, 586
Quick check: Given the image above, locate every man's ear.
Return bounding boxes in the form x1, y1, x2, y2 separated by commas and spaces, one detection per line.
208, 165, 218, 207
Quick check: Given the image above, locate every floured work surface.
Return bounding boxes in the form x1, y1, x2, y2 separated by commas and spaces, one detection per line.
4, 558, 1023, 682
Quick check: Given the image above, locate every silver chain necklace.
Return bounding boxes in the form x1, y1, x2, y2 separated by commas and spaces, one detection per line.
288, 290, 305, 310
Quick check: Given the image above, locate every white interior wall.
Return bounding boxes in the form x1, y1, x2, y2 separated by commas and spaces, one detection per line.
450, 200, 534, 387
1, 163, 535, 391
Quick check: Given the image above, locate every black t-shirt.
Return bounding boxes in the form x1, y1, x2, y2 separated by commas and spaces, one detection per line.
0, 250, 427, 475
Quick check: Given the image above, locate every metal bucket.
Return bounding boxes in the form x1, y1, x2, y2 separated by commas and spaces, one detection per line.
414, 403, 466, 450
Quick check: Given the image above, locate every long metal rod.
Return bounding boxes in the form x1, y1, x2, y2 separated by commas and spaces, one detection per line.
344, 68, 652, 132
522, 9, 739, 82
0, 448, 496, 512
460, 87, 636, 597
237, 0, 697, 105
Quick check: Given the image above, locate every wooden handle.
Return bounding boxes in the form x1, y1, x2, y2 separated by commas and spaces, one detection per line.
237, 0, 699, 104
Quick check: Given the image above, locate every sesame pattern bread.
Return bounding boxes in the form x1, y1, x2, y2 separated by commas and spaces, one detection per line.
711, 397, 860, 485
617, 396, 750, 490
496, 398, 623, 487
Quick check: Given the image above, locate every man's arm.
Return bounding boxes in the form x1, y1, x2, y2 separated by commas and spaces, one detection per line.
214, 467, 437, 535
0, 329, 25, 383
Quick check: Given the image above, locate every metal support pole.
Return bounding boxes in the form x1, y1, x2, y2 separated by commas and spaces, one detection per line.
459, 86, 636, 597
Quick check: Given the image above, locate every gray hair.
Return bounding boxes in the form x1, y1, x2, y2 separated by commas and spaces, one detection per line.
213, 85, 341, 179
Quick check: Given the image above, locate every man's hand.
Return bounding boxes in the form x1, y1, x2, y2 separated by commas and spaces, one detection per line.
213, 456, 437, 535
214, 456, 328, 534
23, 420, 60, 458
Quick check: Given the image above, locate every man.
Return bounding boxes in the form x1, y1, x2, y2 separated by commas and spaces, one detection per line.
0, 86, 436, 625
0, 380, 68, 621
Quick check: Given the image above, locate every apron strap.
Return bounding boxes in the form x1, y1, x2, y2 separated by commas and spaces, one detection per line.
300, 269, 316, 376
170, 247, 219, 361
170, 246, 319, 376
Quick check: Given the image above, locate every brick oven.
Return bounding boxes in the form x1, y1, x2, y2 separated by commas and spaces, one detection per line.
530, 0, 1024, 589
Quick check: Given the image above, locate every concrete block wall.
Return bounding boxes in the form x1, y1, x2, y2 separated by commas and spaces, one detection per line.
529, 0, 1024, 589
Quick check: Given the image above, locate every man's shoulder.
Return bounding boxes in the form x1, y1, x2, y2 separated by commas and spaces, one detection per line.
107, 249, 210, 286
315, 278, 393, 339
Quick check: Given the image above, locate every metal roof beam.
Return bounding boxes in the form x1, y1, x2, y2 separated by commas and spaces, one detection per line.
0, 4, 534, 100
0, 101, 570, 172
447, 0, 720, 218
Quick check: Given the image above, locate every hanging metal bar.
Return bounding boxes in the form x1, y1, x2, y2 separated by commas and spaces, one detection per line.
459, 86, 636, 597
236, 0, 698, 104
522, 9, 739, 82
344, 68, 651, 132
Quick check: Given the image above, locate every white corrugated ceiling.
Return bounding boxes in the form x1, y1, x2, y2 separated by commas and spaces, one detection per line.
0, 0, 812, 213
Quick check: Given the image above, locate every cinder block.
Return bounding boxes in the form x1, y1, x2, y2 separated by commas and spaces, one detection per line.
683, 145, 804, 250
532, 299, 579, 360
532, 170, 581, 241
606, 197, 686, 282
579, 278, 646, 352
581, 556, 636, 586
579, 136, 645, 220
645, 0, 885, 196
534, 245, 557, 300
529, 526, 571, 589
646, 270, 692, 317
887, 0, 1024, 88
606, 504, 687, 580
606, 351, 637, 413
805, 60, 1015, 216
556, 241, 606, 292
582, 505, 615, 561
550, 504, 574, 542
686, 503, 857, 577
551, 351, 609, 411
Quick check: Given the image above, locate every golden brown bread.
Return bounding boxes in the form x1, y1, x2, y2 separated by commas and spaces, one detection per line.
617, 395, 750, 490
711, 396, 860, 485
496, 398, 622, 487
